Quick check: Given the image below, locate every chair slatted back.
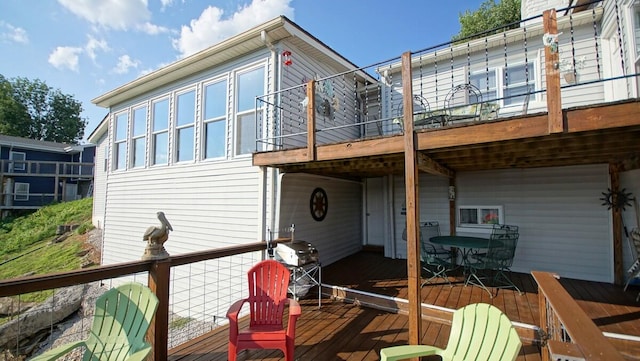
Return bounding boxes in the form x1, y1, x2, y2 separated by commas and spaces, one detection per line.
630, 228, 640, 260
486, 224, 519, 268
442, 303, 522, 361
86, 283, 158, 361
247, 259, 290, 328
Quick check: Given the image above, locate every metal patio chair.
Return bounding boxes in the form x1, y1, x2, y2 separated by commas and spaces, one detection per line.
466, 224, 521, 297
31, 282, 159, 361
623, 227, 640, 301
380, 303, 522, 361
419, 221, 455, 286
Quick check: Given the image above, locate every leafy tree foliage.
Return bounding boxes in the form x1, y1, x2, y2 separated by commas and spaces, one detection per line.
0, 75, 86, 144
453, 0, 521, 42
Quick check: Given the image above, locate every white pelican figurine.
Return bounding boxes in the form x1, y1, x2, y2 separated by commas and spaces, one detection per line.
143, 211, 173, 246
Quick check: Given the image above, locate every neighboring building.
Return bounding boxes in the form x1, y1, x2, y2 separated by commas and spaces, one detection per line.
91, 0, 639, 308
0, 134, 95, 217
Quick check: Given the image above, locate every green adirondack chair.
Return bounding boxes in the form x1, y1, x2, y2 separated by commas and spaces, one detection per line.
31, 282, 159, 361
380, 303, 522, 361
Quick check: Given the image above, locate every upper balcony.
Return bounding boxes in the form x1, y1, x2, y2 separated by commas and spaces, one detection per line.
253, 3, 640, 179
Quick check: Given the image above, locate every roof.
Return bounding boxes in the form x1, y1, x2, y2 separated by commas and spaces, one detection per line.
92, 16, 362, 108
86, 113, 109, 144
0, 134, 90, 154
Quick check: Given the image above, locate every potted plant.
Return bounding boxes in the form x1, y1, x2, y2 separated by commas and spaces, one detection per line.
559, 56, 586, 84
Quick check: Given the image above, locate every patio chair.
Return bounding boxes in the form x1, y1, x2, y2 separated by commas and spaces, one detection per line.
418, 222, 454, 286
227, 259, 301, 361
31, 282, 159, 361
444, 83, 482, 123
466, 224, 521, 297
623, 228, 640, 301
380, 303, 522, 361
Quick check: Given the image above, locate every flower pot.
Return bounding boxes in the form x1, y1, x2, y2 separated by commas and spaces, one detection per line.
563, 72, 577, 84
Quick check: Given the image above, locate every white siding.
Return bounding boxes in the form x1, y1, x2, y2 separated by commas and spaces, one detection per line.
277, 173, 362, 266
92, 132, 108, 229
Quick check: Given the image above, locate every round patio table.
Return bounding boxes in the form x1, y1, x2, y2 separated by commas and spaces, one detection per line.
429, 235, 490, 267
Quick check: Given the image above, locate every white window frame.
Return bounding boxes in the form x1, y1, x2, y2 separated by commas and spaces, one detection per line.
470, 60, 537, 112
202, 77, 229, 160
14, 182, 29, 201
151, 97, 170, 166
131, 105, 147, 168
113, 112, 128, 171
456, 205, 504, 233
9, 151, 26, 172
174, 88, 196, 163
234, 63, 266, 157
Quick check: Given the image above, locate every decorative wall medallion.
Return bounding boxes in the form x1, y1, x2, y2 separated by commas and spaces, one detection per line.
310, 187, 328, 221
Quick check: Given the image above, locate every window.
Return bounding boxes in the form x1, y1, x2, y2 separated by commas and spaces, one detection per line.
458, 205, 504, 228
151, 98, 169, 165
634, 7, 640, 58
14, 182, 29, 201
9, 151, 26, 172
235, 66, 265, 155
175, 90, 195, 162
114, 112, 128, 170
470, 62, 535, 107
203, 80, 227, 159
132, 106, 147, 168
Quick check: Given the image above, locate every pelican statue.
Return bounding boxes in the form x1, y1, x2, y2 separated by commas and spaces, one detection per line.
143, 211, 173, 246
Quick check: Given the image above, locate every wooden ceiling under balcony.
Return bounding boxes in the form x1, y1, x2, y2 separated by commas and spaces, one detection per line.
253, 100, 640, 179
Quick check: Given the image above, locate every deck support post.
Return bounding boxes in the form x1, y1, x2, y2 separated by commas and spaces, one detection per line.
401, 51, 422, 351
306, 80, 316, 161
609, 163, 623, 285
148, 258, 170, 361
543, 9, 563, 134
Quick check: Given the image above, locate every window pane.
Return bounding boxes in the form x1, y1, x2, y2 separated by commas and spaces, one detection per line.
236, 112, 256, 155
116, 142, 127, 170
177, 91, 195, 127
177, 126, 194, 162
237, 67, 265, 112
470, 72, 497, 101
153, 132, 168, 165
115, 113, 128, 140
504, 84, 534, 105
133, 138, 145, 167
205, 119, 226, 158
205, 81, 227, 119
153, 99, 169, 131
459, 208, 478, 225
505, 64, 533, 85
133, 107, 147, 136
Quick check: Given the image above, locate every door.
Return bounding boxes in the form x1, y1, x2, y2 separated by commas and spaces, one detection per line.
366, 177, 385, 247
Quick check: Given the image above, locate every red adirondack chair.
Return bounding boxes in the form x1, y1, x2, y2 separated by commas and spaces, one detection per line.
227, 259, 302, 361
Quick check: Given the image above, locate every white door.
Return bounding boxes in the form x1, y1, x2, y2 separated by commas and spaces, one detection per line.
366, 177, 385, 247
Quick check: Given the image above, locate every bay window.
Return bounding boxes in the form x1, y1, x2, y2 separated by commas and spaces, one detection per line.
152, 98, 169, 165
204, 79, 227, 159
175, 90, 195, 162
114, 112, 128, 170
132, 106, 146, 168
235, 66, 265, 155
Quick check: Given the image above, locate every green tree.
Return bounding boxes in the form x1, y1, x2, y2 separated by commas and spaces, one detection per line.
453, 0, 521, 42
0, 75, 86, 144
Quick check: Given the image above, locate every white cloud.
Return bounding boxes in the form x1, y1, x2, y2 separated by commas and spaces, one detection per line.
85, 35, 110, 62
0, 21, 29, 44
137, 22, 171, 35
160, 0, 175, 11
57, 0, 152, 31
48, 46, 83, 72
172, 0, 294, 58
113, 54, 140, 74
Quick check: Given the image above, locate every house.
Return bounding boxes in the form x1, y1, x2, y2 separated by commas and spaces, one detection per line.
0, 134, 95, 217
91, 0, 639, 320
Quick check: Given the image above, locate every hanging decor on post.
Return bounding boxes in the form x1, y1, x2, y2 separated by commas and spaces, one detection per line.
310, 187, 328, 221
600, 188, 634, 211
282, 50, 292, 66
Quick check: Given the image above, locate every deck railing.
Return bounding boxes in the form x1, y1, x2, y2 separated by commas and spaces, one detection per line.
0, 242, 266, 360
532, 271, 625, 361
0, 160, 94, 177
255, 1, 638, 156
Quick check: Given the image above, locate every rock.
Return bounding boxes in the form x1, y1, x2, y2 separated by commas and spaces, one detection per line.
0, 298, 37, 316
0, 284, 84, 349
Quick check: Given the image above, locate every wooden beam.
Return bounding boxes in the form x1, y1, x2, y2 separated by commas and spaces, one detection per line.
416, 152, 454, 178
543, 9, 563, 134
306, 80, 316, 161
401, 51, 422, 350
148, 258, 171, 361
610, 163, 623, 285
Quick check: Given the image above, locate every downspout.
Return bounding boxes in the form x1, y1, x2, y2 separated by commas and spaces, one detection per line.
261, 30, 281, 238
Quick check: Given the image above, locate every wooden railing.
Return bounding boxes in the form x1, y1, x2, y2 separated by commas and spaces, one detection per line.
532, 271, 625, 361
0, 160, 94, 177
0, 242, 266, 361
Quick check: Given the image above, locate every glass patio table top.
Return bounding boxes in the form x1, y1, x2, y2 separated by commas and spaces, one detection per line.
429, 235, 490, 249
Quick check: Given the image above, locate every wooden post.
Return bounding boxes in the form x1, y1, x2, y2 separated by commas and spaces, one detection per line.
610, 163, 623, 285
538, 289, 549, 361
543, 9, 563, 134
306, 80, 316, 161
401, 51, 422, 350
148, 258, 170, 361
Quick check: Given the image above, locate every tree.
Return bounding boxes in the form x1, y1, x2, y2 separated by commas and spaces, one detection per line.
452, 0, 521, 42
0, 75, 86, 144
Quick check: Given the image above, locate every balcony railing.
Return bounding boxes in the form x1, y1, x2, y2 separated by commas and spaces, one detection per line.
255, 1, 636, 155
0, 160, 94, 178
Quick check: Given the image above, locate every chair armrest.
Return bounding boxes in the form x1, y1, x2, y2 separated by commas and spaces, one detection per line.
226, 299, 248, 321
29, 340, 86, 361
285, 298, 302, 339
126, 343, 152, 361
380, 345, 440, 361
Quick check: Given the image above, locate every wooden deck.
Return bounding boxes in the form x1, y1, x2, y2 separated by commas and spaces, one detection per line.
168, 251, 640, 360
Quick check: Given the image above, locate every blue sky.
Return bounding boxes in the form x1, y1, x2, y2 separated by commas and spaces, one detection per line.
0, 0, 486, 142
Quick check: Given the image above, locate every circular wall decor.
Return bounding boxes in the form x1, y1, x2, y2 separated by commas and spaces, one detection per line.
310, 187, 328, 221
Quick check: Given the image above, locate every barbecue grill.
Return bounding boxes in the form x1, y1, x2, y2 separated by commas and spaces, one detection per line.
274, 240, 319, 266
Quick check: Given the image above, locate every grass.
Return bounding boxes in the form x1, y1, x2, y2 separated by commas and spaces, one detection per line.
0, 198, 94, 304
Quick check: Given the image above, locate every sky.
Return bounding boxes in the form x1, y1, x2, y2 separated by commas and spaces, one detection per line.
0, 0, 487, 143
